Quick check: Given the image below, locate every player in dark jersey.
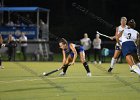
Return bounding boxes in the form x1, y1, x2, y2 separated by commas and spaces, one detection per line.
0, 34, 17, 68
0, 35, 5, 69
59, 38, 92, 77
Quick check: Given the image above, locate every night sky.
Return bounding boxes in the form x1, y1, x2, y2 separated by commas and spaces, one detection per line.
2, 0, 140, 41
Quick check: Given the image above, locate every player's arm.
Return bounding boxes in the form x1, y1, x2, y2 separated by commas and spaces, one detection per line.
109, 27, 118, 40
89, 39, 92, 48
136, 32, 139, 45
69, 43, 77, 65
93, 39, 95, 46
19, 37, 27, 43
115, 27, 119, 38
116, 30, 124, 45
136, 32, 140, 59
100, 39, 102, 46
89, 39, 91, 45
62, 49, 66, 65
80, 39, 84, 45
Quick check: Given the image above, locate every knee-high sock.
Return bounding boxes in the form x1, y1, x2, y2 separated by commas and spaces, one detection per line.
129, 65, 133, 70
83, 62, 90, 73
110, 58, 117, 68
132, 65, 140, 75
63, 64, 69, 73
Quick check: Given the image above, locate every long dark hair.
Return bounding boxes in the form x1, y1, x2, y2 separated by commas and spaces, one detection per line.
59, 38, 68, 45
128, 19, 136, 29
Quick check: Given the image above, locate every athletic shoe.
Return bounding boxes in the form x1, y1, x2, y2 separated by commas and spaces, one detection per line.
108, 67, 113, 72
99, 61, 102, 64
130, 70, 136, 73
0, 66, 4, 69
94, 61, 97, 64
59, 71, 66, 76
87, 72, 92, 77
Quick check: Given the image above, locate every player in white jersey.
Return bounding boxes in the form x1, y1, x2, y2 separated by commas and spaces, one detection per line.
80, 33, 91, 61
116, 19, 140, 75
108, 17, 128, 72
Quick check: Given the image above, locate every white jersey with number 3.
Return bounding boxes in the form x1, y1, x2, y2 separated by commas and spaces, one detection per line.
121, 28, 138, 43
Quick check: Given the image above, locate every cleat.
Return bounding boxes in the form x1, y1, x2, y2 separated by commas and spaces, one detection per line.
99, 61, 102, 64
93, 61, 97, 64
87, 72, 92, 77
130, 70, 136, 73
108, 67, 113, 72
0, 66, 4, 69
59, 71, 66, 76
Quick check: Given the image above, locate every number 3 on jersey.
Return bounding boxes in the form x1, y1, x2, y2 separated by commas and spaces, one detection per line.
127, 33, 131, 39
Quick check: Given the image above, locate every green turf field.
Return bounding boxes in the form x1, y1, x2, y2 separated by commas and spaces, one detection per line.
0, 62, 140, 100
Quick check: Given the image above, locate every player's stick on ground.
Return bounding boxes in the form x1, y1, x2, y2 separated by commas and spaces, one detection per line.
43, 64, 71, 76
43, 67, 63, 76
96, 31, 111, 39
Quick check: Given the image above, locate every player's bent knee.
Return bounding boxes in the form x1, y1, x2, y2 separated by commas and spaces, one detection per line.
80, 58, 85, 63
65, 62, 70, 65
65, 61, 70, 65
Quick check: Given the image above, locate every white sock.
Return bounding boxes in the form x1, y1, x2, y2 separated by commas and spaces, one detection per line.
129, 65, 133, 71
110, 58, 117, 68
132, 65, 140, 75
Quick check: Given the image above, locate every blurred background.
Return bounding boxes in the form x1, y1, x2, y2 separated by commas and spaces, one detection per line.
0, 0, 139, 62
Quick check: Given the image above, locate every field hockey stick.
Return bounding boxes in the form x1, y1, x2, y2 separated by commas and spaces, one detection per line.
43, 67, 63, 76
96, 31, 111, 39
43, 64, 71, 76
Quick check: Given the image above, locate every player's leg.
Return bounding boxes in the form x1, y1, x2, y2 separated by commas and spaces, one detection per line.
108, 49, 121, 72
122, 41, 140, 75
112, 50, 121, 66
98, 49, 102, 64
22, 46, 27, 61
93, 49, 97, 64
79, 51, 91, 77
87, 49, 90, 62
85, 50, 88, 62
131, 53, 140, 71
8, 47, 13, 61
59, 55, 72, 76
0, 56, 4, 69
125, 55, 140, 75
62, 55, 72, 74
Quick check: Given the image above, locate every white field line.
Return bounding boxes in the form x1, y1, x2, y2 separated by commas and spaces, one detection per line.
0, 75, 135, 84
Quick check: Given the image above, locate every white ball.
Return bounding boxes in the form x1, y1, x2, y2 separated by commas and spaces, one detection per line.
42, 72, 46, 76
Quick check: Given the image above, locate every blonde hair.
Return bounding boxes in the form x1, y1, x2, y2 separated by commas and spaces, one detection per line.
121, 17, 127, 21
84, 33, 88, 38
